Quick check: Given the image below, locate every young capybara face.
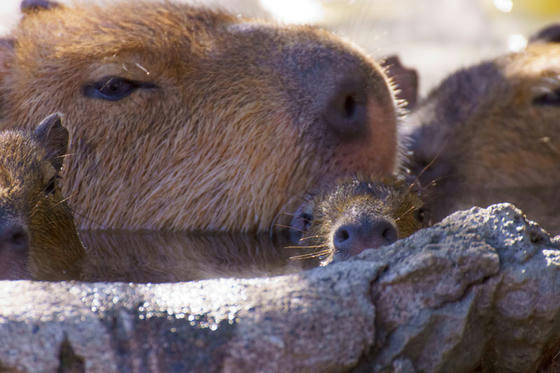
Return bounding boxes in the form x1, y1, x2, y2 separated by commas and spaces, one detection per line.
288, 177, 426, 264
0, 113, 84, 280
405, 30, 560, 233
0, 1, 399, 232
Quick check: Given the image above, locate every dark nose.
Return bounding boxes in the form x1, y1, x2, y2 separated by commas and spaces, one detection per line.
0, 222, 29, 252
322, 78, 369, 140
333, 216, 398, 257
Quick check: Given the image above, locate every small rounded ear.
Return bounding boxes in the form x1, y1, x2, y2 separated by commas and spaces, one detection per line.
33, 113, 69, 173
381, 55, 419, 111
529, 24, 560, 44
20, 0, 61, 14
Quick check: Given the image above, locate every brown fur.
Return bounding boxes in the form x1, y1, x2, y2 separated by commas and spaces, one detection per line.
289, 176, 426, 264
0, 114, 84, 280
405, 39, 560, 233
0, 1, 399, 232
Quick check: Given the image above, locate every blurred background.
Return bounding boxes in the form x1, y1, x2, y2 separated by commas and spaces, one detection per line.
0, 0, 559, 95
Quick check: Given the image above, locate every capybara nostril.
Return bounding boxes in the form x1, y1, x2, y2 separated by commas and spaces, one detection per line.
0, 223, 29, 252
377, 220, 398, 244
333, 216, 398, 257
323, 80, 368, 140
333, 223, 358, 254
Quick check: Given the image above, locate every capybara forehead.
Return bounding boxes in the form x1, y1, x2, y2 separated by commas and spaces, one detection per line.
14, 1, 385, 100
316, 178, 413, 218
16, 1, 232, 56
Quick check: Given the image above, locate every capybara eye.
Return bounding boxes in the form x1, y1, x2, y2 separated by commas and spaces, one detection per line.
82, 76, 156, 101
414, 208, 425, 223
300, 213, 313, 231
533, 89, 560, 106
44, 176, 56, 195
289, 210, 314, 243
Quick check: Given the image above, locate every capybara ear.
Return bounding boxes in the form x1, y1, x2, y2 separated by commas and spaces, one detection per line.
20, 0, 61, 14
381, 55, 419, 111
33, 113, 69, 173
529, 24, 560, 44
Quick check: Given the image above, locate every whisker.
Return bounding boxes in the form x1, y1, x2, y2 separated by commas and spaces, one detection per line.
407, 144, 446, 192
54, 194, 74, 206
290, 248, 331, 260
284, 244, 327, 249
298, 234, 326, 241
395, 205, 416, 222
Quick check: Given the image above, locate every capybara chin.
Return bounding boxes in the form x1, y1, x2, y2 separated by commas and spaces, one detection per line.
0, 113, 84, 280
0, 0, 399, 232
404, 26, 560, 233
289, 176, 426, 264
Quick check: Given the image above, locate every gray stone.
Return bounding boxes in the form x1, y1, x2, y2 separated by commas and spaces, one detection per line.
0, 203, 559, 372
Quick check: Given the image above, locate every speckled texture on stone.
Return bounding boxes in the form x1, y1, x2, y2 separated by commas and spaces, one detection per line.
0, 203, 559, 373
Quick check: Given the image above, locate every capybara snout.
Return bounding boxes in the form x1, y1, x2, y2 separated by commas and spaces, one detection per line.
290, 177, 427, 264
1, 1, 399, 232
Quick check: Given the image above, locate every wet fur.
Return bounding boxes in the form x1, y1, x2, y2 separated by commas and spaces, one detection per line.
0, 124, 84, 280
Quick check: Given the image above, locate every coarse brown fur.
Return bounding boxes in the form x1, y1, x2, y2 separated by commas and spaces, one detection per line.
0, 0, 399, 232
405, 35, 560, 233
0, 114, 84, 280
289, 176, 426, 264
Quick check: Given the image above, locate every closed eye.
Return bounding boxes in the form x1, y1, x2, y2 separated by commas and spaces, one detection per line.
44, 176, 57, 196
533, 88, 560, 106
82, 76, 157, 101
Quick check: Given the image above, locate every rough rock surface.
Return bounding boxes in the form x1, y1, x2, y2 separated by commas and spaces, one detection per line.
0, 203, 559, 372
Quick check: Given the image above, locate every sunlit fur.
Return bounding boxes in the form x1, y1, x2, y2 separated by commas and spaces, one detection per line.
0, 130, 84, 280
405, 42, 560, 233
0, 1, 398, 232
290, 176, 426, 264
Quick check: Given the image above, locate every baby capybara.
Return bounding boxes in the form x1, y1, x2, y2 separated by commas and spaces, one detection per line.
405, 25, 560, 233
0, 0, 400, 232
289, 177, 427, 264
0, 113, 84, 280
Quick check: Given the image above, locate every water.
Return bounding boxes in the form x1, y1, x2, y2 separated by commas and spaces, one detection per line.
78, 231, 320, 283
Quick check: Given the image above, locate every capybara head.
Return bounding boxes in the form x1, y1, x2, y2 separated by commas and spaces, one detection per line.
289, 176, 426, 264
0, 0, 399, 232
405, 27, 560, 233
0, 113, 84, 280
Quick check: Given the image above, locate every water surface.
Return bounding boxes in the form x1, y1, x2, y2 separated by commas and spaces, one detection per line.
79, 231, 319, 283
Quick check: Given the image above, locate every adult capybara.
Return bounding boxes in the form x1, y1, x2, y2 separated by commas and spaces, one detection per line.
0, 0, 400, 232
289, 176, 426, 264
0, 113, 84, 280
405, 25, 560, 234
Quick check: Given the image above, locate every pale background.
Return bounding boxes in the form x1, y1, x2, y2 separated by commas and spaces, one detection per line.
0, 0, 559, 95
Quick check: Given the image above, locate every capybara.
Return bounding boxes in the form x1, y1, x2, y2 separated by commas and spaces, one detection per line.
404, 26, 560, 234
0, 0, 400, 232
0, 113, 84, 280
288, 176, 426, 264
